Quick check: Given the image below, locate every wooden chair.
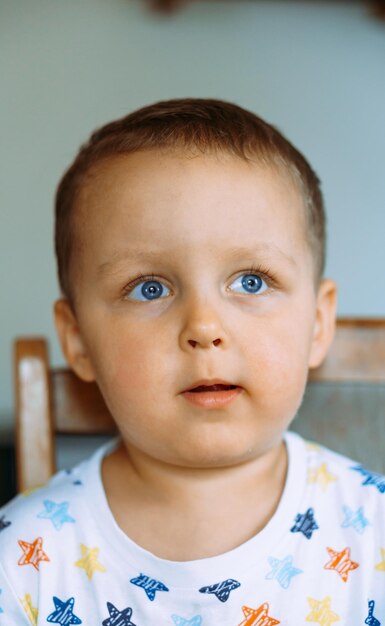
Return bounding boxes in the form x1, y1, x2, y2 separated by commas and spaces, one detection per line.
291, 319, 385, 473
14, 319, 385, 492
14, 339, 117, 492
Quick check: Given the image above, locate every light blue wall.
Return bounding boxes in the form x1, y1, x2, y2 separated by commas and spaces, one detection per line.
1, 0, 385, 435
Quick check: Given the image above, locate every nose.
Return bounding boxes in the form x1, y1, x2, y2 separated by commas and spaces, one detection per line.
178, 296, 228, 351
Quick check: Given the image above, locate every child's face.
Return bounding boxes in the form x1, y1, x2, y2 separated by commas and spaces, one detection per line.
55, 149, 336, 468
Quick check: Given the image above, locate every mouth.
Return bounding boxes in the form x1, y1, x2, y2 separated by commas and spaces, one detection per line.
189, 384, 238, 392
183, 379, 240, 393
182, 380, 242, 409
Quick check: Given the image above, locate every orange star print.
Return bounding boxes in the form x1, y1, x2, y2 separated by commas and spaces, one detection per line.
324, 546, 359, 582
18, 537, 50, 571
238, 602, 280, 625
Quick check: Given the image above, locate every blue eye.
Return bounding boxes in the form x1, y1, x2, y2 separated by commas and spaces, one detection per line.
230, 273, 267, 295
126, 272, 267, 301
128, 279, 170, 301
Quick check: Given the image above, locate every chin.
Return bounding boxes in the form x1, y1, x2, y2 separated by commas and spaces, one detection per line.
172, 440, 259, 469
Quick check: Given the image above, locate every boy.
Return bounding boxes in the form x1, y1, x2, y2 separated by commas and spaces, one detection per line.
0, 98, 384, 625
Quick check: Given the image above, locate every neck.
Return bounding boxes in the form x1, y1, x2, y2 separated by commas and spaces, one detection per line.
102, 438, 288, 561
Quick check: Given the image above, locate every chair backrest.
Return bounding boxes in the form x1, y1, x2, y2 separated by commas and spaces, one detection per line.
14, 318, 385, 491
290, 318, 385, 473
14, 338, 117, 492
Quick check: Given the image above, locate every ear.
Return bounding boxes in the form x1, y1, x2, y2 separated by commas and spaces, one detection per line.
308, 279, 337, 369
54, 298, 96, 382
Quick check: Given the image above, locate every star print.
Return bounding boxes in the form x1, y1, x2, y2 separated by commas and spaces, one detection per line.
199, 578, 241, 602
324, 546, 359, 582
47, 596, 82, 624
238, 602, 280, 625
171, 616, 202, 626
20, 593, 38, 625
38, 500, 76, 530
130, 573, 169, 601
290, 508, 319, 539
350, 466, 385, 493
74, 544, 106, 580
102, 602, 136, 626
375, 547, 385, 571
306, 596, 340, 625
0, 515, 11, 531
341, 505, 370, 534
73, 480, 83, 486
266, 554, 303, 589
365, 600, 381, 626
18, 537, 50, 570
308, 463, 337, 492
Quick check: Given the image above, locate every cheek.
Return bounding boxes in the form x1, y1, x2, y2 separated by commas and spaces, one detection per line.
111, 341, 153, 393
91, 327, 172, 403
243, 320, 312, 402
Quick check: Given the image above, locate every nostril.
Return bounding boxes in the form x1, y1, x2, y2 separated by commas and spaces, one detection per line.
187, 338, 221, 348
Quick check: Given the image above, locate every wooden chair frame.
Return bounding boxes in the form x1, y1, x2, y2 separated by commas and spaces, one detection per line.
14, 339, 116, 492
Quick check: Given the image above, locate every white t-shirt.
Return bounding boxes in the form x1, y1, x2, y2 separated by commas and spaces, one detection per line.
0, 431, 384, 625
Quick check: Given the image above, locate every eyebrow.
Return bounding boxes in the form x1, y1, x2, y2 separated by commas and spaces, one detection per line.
98, 249, 169, 276
97, 244, 297, 276
225, 244, 296, 266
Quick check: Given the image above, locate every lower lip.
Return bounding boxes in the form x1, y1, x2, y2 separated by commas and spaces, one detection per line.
182, 387, 242, 409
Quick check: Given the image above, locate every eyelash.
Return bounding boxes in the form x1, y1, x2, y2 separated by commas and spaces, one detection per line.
121, 265, 277, 298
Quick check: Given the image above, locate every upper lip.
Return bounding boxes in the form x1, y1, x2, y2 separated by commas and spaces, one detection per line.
182, 379, 240, 392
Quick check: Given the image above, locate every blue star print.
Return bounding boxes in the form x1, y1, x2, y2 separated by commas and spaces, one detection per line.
102, 602, 136, 626
199, 578, 241, 602
0, 515, 11, 532
341, 505, 370, 534
265, 554, 303, 589
38, 500, 76, 530
171, 616, 202, 626
47, 596, 82, 624
290, 507, 319, 539
365, 600, 381, 626
130, 573, 169, 601
351, 466, 385, 494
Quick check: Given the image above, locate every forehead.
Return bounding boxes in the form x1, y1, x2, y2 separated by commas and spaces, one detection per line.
74, 149, 309, 273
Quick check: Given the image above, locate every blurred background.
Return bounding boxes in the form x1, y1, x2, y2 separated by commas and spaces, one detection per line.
1, 0, 385, 502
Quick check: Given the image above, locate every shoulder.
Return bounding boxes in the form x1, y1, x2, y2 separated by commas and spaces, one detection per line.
0, 462, 85, 561
287, 431, 385, 527
0, 440, 115, 573
1, 465, 82, 531
0, 467, 84, 616
0, 440, 118, 622
307, 436, 385, 493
